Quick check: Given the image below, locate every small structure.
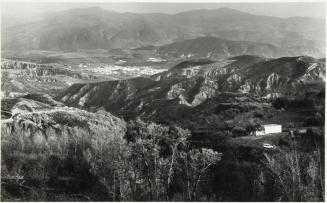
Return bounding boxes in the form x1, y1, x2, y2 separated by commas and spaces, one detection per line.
256, 124, 282, 136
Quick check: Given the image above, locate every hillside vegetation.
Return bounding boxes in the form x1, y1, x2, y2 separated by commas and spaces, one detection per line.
1, 96, 223, 201
1, 92, 324, 201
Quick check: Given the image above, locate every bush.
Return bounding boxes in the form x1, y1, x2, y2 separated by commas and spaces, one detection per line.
305, 113, 323, 126
231, 127, 247, 137
272, 97, 288, 109
253, 110, 264, 118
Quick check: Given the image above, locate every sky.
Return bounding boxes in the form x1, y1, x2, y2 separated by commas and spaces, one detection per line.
1, 2, 325, 19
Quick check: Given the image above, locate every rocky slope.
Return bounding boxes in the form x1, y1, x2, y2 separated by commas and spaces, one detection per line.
1, 59, 97, 99
1, 59, 94, 79
218, 56, 325, 97
57, 55, 325, 123
2, 7, 325, 57
1, 94, 125, 138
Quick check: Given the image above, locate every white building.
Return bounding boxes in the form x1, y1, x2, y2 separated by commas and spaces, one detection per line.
256, 124, 282, 136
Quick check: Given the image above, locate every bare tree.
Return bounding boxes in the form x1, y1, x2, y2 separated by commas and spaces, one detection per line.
181, 148, 222, 201
263, 149, 323, 201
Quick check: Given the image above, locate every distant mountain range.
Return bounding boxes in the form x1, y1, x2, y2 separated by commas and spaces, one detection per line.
2, 7, 325, 58
157, 36, 318, 59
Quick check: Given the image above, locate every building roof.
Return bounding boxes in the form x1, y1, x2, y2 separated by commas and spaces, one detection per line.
263, 124, 281, 127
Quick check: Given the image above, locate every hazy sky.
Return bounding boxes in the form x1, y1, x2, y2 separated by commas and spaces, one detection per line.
2, 2, 325, 19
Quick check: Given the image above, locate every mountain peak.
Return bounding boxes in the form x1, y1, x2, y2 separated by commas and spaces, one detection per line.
61, 6, 119, 16
216, 7, 244, 13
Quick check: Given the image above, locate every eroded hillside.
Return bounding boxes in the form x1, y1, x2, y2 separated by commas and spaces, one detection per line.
57, 56, 325, 125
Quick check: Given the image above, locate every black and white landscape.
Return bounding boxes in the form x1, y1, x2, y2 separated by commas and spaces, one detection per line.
1, 2, 325, 201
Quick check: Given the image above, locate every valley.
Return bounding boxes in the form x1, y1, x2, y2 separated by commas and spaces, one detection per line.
1, 4, 325, 202
2, 51, 324, 201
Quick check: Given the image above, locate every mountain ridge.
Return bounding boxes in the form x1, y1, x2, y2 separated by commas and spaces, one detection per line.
56, 55, 325, 123
2, 6, 325, 58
